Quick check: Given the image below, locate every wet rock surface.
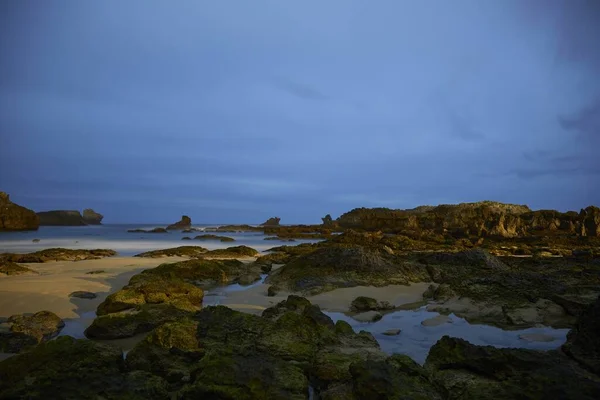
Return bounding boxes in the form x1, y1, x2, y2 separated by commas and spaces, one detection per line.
0, 248, 117, 263
0, 311, 64, 353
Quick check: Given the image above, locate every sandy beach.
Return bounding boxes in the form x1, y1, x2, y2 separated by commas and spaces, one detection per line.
0, 256, 187, 319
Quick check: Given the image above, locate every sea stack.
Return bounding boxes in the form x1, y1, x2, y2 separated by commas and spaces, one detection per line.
166, 215, 192, 230
261, 217, 281, 226
82, 209, 103, 225
0, 192, 39, 231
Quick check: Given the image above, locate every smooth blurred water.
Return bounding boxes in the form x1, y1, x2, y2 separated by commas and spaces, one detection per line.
0, 224, 317, 256
325, 308, 570, 364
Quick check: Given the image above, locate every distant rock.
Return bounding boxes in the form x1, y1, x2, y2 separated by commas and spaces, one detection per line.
37, 210, 86, 226
580, 206, 600, 237
322, 214, 334, 226
193, 234, 235, 242
127, 228, 168, 233
32, 238, 40, 243
166, 215, 191, 230
0, 192, 39, 231
82, 209, 103, 225
382, 329, 402, 336
261, 217, 281, 226
1, 248, 116, 263
0, 311, 64, 353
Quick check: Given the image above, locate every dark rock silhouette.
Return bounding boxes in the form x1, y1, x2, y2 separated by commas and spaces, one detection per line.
166, 215, 192, 230
0, 192, 39, 231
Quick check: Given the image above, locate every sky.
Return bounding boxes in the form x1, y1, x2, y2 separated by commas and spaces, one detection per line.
0, 1, 599, 223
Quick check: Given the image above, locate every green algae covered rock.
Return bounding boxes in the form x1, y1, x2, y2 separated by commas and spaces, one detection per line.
178, 348, 308, 400
426, 336, 600, 400
86, 304, 194, 339
0, 311, 64, 353
0, 248, 117, 263
134, 245, 207, 258
0, 260, 37, 276
350, 296, 394, 312
193, 234, 236, 242
0, 335, 169, 399
201, 245, 260, 259
266, 245, 430, 294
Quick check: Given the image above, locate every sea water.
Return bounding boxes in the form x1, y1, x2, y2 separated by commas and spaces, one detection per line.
0, 224, 316, 256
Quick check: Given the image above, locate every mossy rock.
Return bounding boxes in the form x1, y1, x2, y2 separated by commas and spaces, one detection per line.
350, 296, 393, 312
0, 336, 169, 399
201, 245, 260, 259
0, 248, 116, 263
426, 336, 600, 399
127, 319, 204, 384
178, 348, 308, 400
0, 311, 64, 353
193, 234, 236, 242
97, 276, 204, 315
85, 304, 193, 339
0, 260, 37, 276
134, 246, 207, 258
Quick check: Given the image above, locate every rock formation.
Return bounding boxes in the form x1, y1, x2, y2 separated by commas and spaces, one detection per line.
261, 217, 281, 226
82, 208, 103, 224
336, 200, 598, 238
0, 192, 39, 231
166, 215, 192, 230
37, 210, 87, 226
0, 311, 64, 353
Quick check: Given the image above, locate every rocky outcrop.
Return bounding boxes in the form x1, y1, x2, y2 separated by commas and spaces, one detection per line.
134, 246, 207, 258
0, 336, 170, 399
193, 234, 235, 242
201, 245, 260, 259
581, 206, 600, 237
350, 296, 394, 312
563, 296, 600, 374
0, 260, 37, 276
127, 227, 168, 233
82, 208, 103, 224
37, 210, 86, 226
166, 215, 192, 230
426, 336, 600, 399
336, 201, 599, 238
1, 248, 116, 263
0, 311, 64, 353
0, 192, 39, 231
86, 258, 262, 339
261, 217, 281, 226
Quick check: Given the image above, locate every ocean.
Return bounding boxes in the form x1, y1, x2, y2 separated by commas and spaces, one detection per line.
0, 224, 315, 256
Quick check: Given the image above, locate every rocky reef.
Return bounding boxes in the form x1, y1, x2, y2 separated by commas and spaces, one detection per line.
134, 246, 208, 258
0, 260, 38, 276
0, 192, 39, 231
82, 208, 103, 224
166, 215, 192, 230
0, 248, 116, 263
3, 295, 600, 399
193, 234, 235, 242
127, 227, 168, 233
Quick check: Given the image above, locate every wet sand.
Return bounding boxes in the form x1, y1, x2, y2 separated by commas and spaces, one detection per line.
0, 256, 187, 319
221, 282, 433, 315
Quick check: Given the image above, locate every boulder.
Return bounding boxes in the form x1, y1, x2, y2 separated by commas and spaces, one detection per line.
426, 336, 600, 399
166, 215, 192, 230
261, 217, 281, 226
0, 192, 39, 231
350, 296, 394, 312
267, 285, 280, 297
581, 206, 600, 237
0, 311, 64, 353
351, 311, 383, 322
82, 208, 103, 224
37, 210, 87, 226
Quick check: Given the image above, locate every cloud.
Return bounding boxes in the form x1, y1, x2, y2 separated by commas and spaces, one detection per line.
558, 98, 600, 140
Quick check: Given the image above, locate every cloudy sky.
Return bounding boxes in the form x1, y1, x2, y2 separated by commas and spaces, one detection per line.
1, 1, 599, 223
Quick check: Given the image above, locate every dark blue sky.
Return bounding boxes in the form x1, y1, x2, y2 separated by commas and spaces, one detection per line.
1, 1, 599, 223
